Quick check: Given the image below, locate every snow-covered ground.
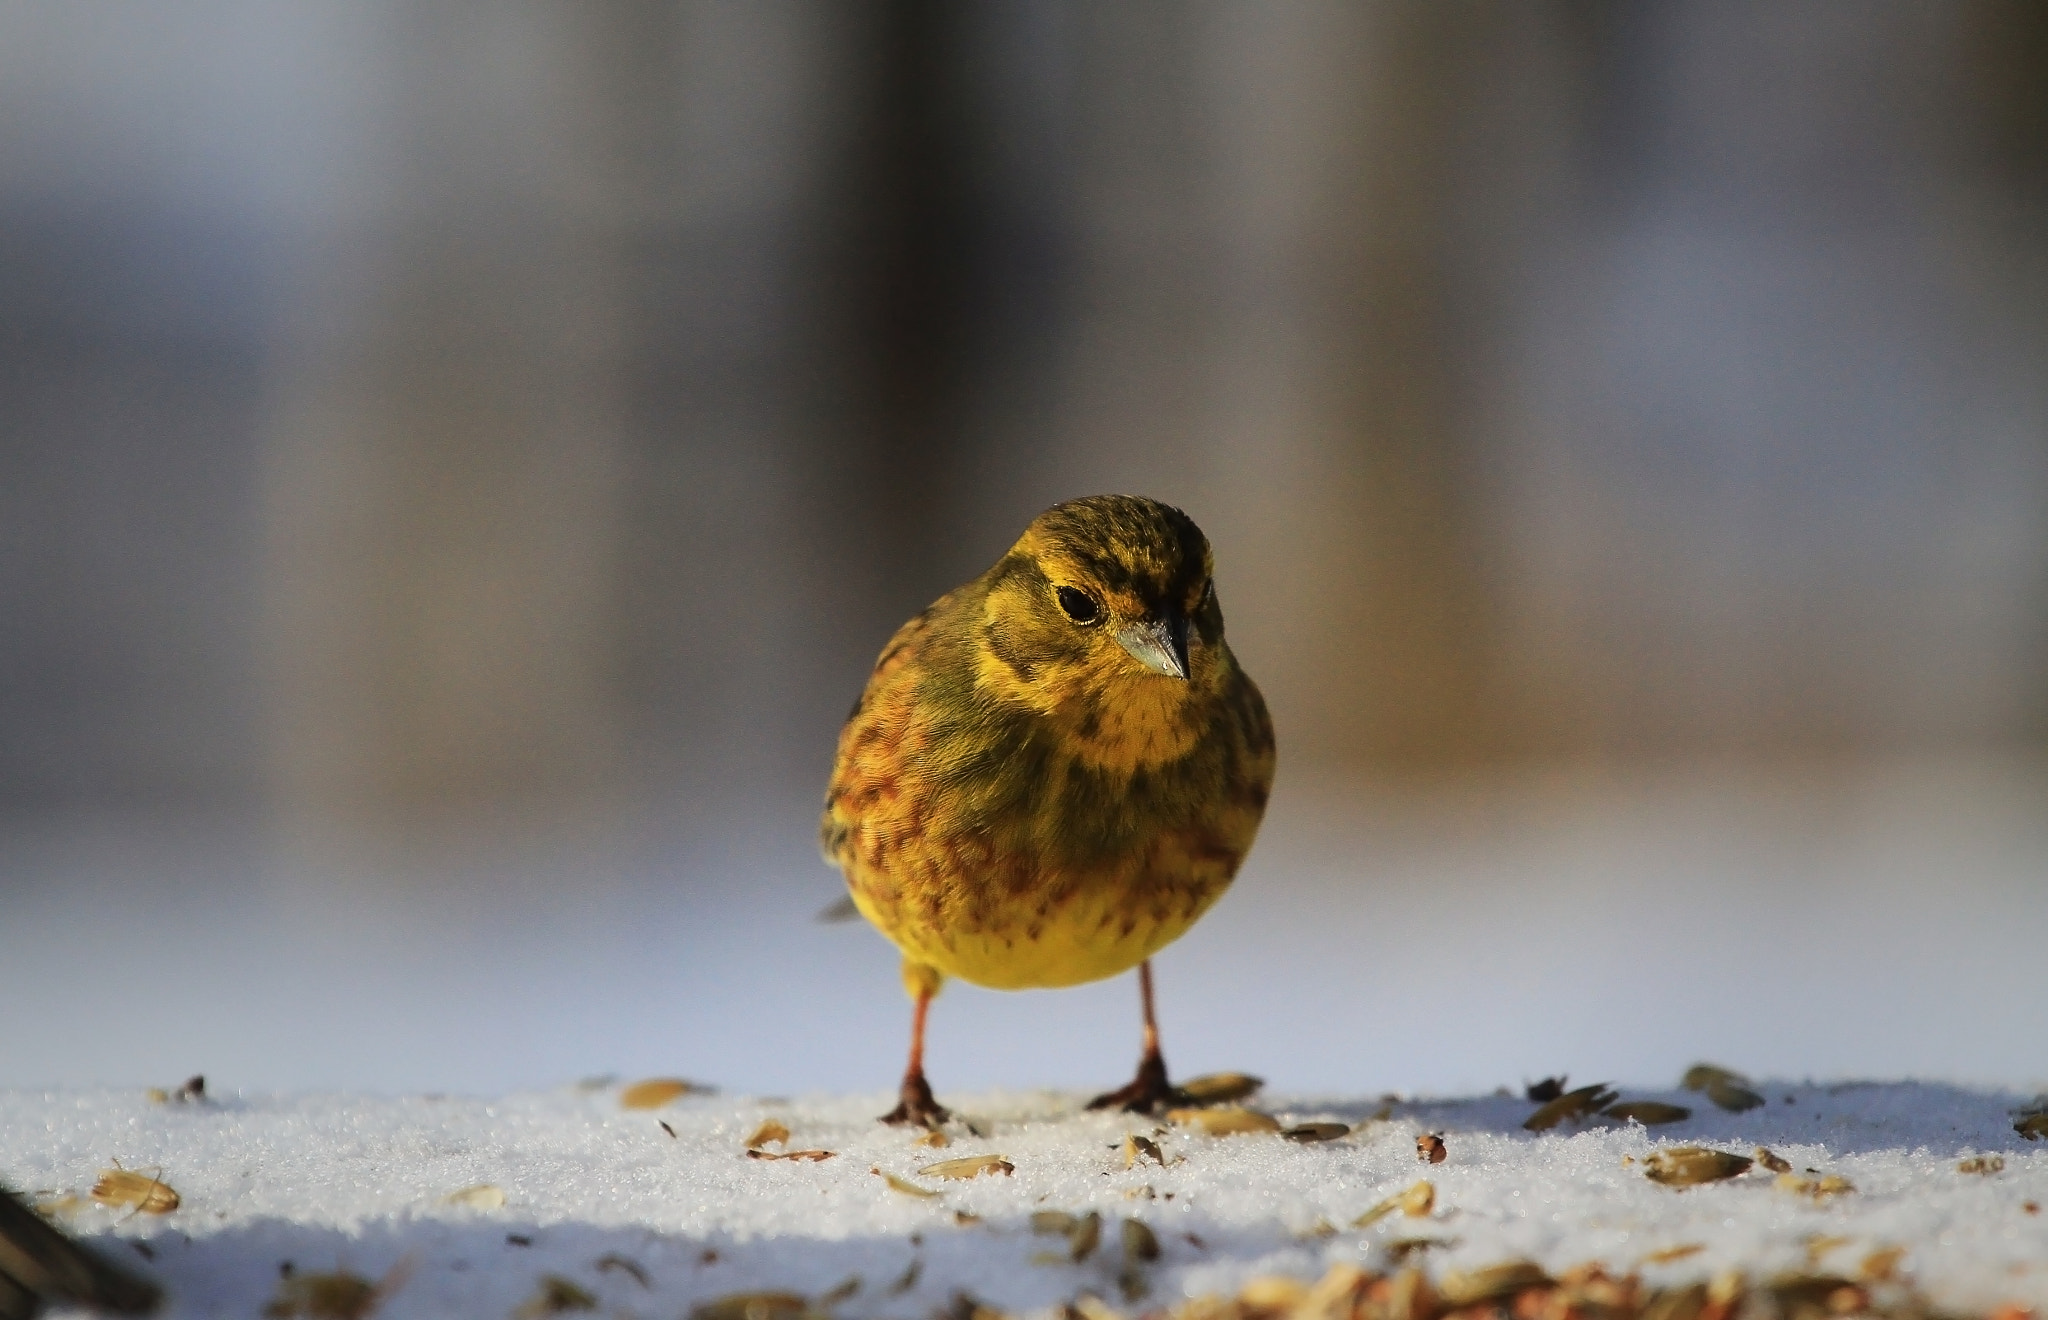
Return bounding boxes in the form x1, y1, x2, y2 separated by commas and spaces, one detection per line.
6, 1077, 2044, 1317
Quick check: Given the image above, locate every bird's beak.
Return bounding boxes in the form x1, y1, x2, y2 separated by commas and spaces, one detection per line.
1117, 613, 1190, 680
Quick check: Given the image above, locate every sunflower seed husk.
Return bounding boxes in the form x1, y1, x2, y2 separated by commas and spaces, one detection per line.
91, 1169, 179, 1214
2015, 1112, 2048, 1140
513, 1274, 596, 1318
1122, 1134, 1165, 1169
1416, 1133, 1446, 1163
747, 1148, 835, 1162
620, 1079, 699, 1110
1175, 1073, 1264, 1105
1282, 1122, 1350, 1143
1353, 1179, 1434, 1228
1754, 1147, 1792, 1173
1030, 1211, 1078, 1235
1859, 1246, 1905, 1281
1958, 1155, 2004, 1175
1643, 1147, 1752, 1187
1167, 1107, 1280, 1136
1705, 1079, 1767, 1112
1524, 1083, 1619, 1131
1438, 1261, 1551, 1307
1777, 1173, 1854, 1200
744, 1120, 790, 1149
1680, 1064, 1750, 1092
1604, 1101, 1692, 1126
1121, 1218, 1160, 1265
1525, 1076, 1567, 1102
1643, 1243, 1706, 1265
687, 1293, 811, 1320
916, 1155, 1013, 1181
1068, 1211, 1102, 1262
870, 1168, 938, 1198
263, 1271, 378, 1319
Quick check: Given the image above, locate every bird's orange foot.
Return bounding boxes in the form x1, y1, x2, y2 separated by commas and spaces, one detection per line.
880, 1071, 951, 1128
1086, 1050, 1187, 1115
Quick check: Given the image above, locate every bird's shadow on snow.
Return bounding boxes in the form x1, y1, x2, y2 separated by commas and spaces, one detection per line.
1284, 1079, 2041, 1160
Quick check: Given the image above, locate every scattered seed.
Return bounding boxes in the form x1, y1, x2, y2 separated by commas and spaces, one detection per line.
917, 1155, 1014, 1181
1416, 1133, 1446, 1163
442, 1184, 504, 1210
1778, 1173, 1854, 1200
507, 1235, 533, 1247
1524, 1083, 1618, 1132
1438, 1261, 1551, 1307
1525, 1076, 1567, 1103
1860, 1246, 1906, 1281
1386, 1238, 1452, 1263
1643, 1147, 1752, 1186
262, 1271, 379, 1320
1123, 1134, 1166, 1168
513, 1275, 596, 1318
746, 1149, 835, 1163
1031, 1211, 1078, 1235
1603, 1101, 1691, 1126
659, 1122, 677, 1139
687, 1293, 810, 1320
619, 1079, 700, 1110
888, 1258, 922, 1294
1680, 1064, 1749, 1092
1804, 1234, 1851, 1264
1959, 1155, 2005, 1175
915, 1129, 951, 1149
1122, 1218, 1160, 1265
594, 1255, 649, 1288
1705, 1079, 1767, 1112
1643, 1243, 1705, 1265
953, 1210, 980, 1225
91, 1168, 180, 1215
2027, 1202, 2041, 1216
1167, 1107, 1280, 1136
1754, 1147, 1792, 1173
870, 1168, 939, 1198
1176, 1073, 1264, 1104
1067, 1211, 1102, 1262
1295, 1218, 1338, 1240
1353, 1179, 1435, 1227
743, 1120, 790, 1149
1282, 1122, 1350, 1143
818, 1275, 861, 1305
2015, 1112, 2048, 1140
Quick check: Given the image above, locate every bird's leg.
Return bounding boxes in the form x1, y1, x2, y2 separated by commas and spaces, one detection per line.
880, 977, 951, 1127
1087, 960, 1188, 1113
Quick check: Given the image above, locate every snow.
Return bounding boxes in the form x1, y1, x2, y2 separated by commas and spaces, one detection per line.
6, 1077, 2045, 1317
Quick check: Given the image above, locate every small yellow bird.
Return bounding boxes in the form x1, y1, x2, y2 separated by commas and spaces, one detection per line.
822, 495, 1275, 1124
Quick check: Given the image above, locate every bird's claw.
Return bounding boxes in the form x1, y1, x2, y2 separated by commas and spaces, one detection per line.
879, 1071, 951, 1128
1086, 1050, 1186, 1115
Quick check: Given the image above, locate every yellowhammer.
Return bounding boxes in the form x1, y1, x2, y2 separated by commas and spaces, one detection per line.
822, 495, 1275, 1125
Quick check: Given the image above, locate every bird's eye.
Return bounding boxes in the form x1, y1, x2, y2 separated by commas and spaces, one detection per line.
1056, 586, 1102, 626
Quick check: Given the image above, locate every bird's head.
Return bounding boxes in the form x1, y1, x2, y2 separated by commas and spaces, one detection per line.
972, 496, 1228, 725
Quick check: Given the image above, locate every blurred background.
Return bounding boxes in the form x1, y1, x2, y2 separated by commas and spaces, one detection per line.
3, 2, 2046, 1101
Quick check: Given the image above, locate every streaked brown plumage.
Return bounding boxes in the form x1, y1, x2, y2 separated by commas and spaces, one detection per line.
822, 495, 1274, 1124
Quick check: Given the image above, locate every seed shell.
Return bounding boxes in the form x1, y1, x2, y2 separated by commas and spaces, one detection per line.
1754, 1147, 1793, 1173
620, 1079, 699, 1110
869, 1168, 938, 1198
1282, 1122, 1350, 1143
743, 1120, 790, 1149
1168, 1106, 1280, 1136
687, 1293, 811, 1320
1524, 1083, 1619, 1132
1415, 1133, 1447, 1163
1680, 1064, 1750, 1092
91, 1169, 180, 1214
443, 1184, 505, 1210
1604, 1101, 1691, 1125
1642, 1147, 1752, 1187
1176, 1072, 1264, 1104
916, 1154, 1014, 1181
1704, 1079, 1767, 1112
